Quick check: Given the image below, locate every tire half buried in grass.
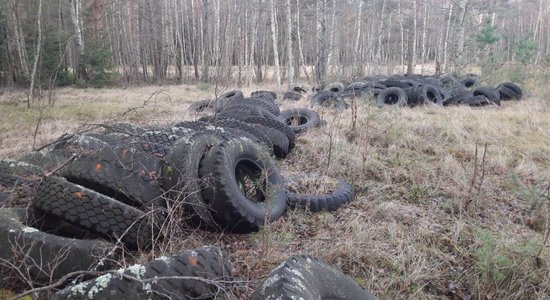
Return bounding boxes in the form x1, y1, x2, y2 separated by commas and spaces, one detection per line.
199, 137, 287, 232
251, 255, 376, 300
277, 108, 321, 134
286, 180, 355, 212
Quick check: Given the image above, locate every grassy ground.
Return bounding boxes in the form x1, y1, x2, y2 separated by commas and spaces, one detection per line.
0, 80, 549, 299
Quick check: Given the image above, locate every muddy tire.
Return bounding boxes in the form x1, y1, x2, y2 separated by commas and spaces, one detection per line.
0, 208, 115, 283
251, 255, 376, 300
34, 176, 156, 250
376, 87, 408, 107
199, 137, 287, 232
286, 180, 355, 212
277, 108, 321, 134
53, 246, 233, 300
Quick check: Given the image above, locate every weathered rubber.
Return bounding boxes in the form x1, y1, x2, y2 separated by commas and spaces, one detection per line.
53, 246, 234, 300
0, 208, 115, 283
34, 176, 156, 250
61, 144, 164, 207
199, 137, 287, 232
286, 180, 355, 212
163, 132, 226, 227
251, 255, 377, 300
277, 108, 321, 134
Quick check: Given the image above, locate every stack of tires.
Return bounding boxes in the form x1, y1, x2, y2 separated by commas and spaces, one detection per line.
309, 75, 523, 109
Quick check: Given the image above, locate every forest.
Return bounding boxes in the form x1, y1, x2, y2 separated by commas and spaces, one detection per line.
0, 0, 548, 93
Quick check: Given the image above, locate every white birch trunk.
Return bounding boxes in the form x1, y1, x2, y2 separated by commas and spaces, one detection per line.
269, 0, 281, 88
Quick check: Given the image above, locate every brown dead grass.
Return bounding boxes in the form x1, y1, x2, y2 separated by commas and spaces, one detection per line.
1, 82, 549, 299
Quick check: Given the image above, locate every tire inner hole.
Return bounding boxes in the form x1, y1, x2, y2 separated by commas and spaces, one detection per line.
235, 160, 266, 204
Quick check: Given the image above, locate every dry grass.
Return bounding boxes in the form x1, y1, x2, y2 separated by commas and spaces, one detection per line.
1, 81, 549, 299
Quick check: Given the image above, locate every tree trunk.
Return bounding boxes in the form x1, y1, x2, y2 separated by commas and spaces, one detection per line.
442, 1, 453, 73
453, 0, 469, 74
69, 0, 87, 80
27, 0, 43, 109
286, 0, 294, 89
269, 0, 281, 88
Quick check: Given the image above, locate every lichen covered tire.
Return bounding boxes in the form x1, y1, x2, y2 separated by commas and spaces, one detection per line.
34, 176, 156, 250
277, 108, 321, 134
251, 255, 376, 300
53, 246, 234, 300
199, 137, 287, 232
286, 180, 355, 212
0, 208, 115, 283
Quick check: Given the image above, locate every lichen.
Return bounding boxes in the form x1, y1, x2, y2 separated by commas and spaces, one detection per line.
126, 264, 147, 279
22, 226, 38, 233
87, 273, 112, 299
70, 282, 88, 296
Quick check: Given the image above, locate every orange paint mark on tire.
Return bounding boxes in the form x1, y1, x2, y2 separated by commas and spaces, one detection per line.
188, 256, 198, 266
95, 163, 103, 171
72, 191, 85, 199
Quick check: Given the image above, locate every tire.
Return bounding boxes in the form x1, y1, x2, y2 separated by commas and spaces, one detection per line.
34, 176, 156, 250
251, 255, 376, 300
286, 180, 355, 212
444, 90, 473, 106
199, 137, 287, 232
292, 85, 307, 94
0, 173, 35, 208
497, 82, 523, 100
17, 151, 66, 170
376, 87, 408, 107
348, 81, 368, 90
277, 108, 321, 134
162, 132, 226, 227
240, 116, 296, 153
311, 91, 347, 109
416, 85, 444, 105
188, 99, 217, 112
283, 91, 302, 101
214, 90, 246, 112
0, 160, 43, 177
102, 123, 147, 136
0, 208, 115, 283
61, 144, 164, 207
209, 119, 274, 150
473, 86, 501, 106
379, 79, 415, 89
53, 246, 234, 300
460, 77, 478, 88
222, 101, 279, 119
251, 90, 277, 101
324, 82, 345, 94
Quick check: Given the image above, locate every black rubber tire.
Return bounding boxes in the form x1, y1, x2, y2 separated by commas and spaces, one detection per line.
324, 82, 345, 94
292, 85, 307, 94
311, 90, 348, 109
376, 87, 408, 107
214, 90, 246, 112
461, 77, 478, 88
277, 108, 321, 134
286, 180, 355, 212
0, 208, 115, 283
102, 123, 147, 136
224, 97, 281, 116
17, 151, 66, 170
188, 99, 217, 112
283, 91, 302, 101
199, 137, 287, 232
251, 90, 277, 101
210, 119, 274, 150
444, 90, 473, 106
416, 85, 444, 105
0, 172, 34, 188
53, 246, 234, 300
379, 79, 415, 89
0, 160, 43, 177
162, 132, 226, 227
214, 104, 278, 121
34, 176, 156, 250
61, 144, 164, 207
497, 82, 523, 100
473, 86, 501, 106
240, 116, 296, 153
251, 255, 376, 300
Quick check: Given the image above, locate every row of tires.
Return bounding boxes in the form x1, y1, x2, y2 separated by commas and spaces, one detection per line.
0, 90, 360, 297
284, 74, 523, 109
